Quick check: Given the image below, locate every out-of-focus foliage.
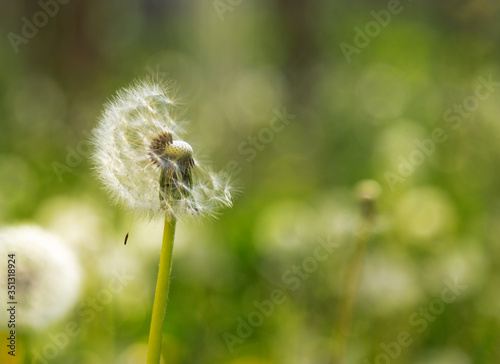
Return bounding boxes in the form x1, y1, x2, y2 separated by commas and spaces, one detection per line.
0, 0, 499, 363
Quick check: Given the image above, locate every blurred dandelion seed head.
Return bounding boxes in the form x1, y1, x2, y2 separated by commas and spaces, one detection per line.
0, 225, 82, 330
355, 179, 381, 220
355, 179, 381, 201
91, 80, 234, 220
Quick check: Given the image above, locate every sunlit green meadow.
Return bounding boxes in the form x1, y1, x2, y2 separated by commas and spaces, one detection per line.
0, 0, 499, 363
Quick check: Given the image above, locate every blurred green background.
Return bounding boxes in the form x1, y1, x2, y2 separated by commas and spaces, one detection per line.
0, 0, 500, 363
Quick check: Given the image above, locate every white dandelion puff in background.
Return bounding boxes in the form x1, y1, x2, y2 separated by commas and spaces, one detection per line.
0, 225, 82, 330
92, 80, 234, 220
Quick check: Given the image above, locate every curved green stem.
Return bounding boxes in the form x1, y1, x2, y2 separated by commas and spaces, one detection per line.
146, 215, 177, 364
333, 216, 372, 364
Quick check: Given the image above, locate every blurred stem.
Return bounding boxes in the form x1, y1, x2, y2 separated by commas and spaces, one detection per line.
146, 215, 177, 364
333, 212, 373, 364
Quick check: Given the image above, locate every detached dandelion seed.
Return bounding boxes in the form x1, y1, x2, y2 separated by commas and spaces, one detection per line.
91, 79, 234, 364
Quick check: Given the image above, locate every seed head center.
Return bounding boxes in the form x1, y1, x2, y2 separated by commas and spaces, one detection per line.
150, 132, 193, 166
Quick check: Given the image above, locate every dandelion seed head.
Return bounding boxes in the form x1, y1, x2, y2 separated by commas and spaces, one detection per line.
92, 80, 233, 220
0, 225, 82, 330
166, 140, 193, 161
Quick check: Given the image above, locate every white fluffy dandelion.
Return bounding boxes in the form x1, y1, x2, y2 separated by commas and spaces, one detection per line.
0, 225, 82, 330
91, 79, 235, 364
92, 80, 233, 220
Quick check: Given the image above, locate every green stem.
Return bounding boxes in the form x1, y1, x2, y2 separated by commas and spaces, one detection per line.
146, 215, 177, 364
333, 216, 372, 364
